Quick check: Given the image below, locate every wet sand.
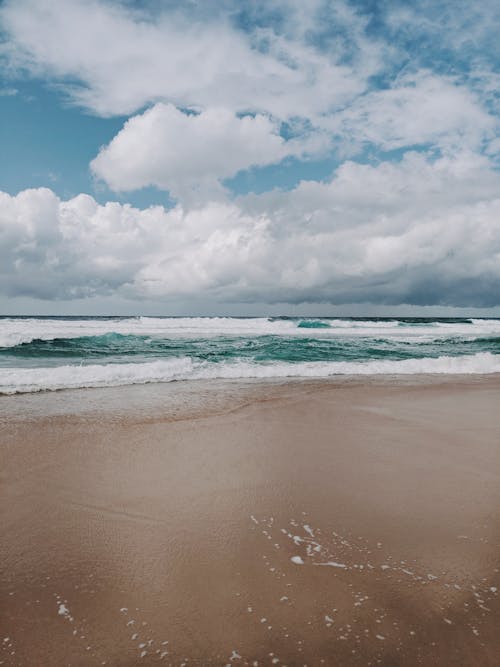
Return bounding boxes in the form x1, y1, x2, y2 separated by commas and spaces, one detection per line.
1, 377, 500, 666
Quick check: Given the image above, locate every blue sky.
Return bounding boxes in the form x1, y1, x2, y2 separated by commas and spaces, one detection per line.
0, 0, 499, 314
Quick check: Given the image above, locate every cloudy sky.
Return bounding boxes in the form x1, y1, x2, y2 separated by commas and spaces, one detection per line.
1, 0, 499, 315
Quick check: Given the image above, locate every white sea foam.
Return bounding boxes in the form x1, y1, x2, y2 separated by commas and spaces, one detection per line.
291, 556, 305, 565
1, 352, 499, 394
0, 316, 302, 347
1, 316, 500, 348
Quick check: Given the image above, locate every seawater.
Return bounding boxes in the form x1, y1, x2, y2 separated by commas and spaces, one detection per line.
1, 316, 500, 394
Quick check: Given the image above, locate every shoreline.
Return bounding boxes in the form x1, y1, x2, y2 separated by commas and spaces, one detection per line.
2, 377, 500, 665
2, 371, 500, 419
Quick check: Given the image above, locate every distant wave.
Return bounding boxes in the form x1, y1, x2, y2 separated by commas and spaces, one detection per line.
2, 316, 500, 349
297, 319, 333, 328
1, 352, 499, 394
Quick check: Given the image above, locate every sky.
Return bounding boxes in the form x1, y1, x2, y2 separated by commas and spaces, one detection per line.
0, 0, 499, 316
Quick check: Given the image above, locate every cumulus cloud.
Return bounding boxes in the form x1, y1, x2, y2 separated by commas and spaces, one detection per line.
90, 104, 318, 201
3, 152, 500, 306
2, 0, 497, 201
0, 0, 370, 118
89, 72, 497, 199
1, 0, 499, 310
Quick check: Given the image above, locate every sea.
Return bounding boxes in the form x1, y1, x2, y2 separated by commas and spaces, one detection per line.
1, 316, 500, 395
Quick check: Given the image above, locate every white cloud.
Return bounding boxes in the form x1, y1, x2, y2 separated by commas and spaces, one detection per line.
326, 72, 496, 154
3, 151, 500, 306
88, 73, 496, 199
90, 104, 318, 201
1, 0, 499, 312
2, 0, 497, 202
0, 0, 371, 118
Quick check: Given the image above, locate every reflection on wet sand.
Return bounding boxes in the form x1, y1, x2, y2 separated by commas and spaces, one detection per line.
1, 377, 500, 665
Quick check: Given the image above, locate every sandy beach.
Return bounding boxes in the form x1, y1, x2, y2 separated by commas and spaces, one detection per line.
1, 377, 500, 666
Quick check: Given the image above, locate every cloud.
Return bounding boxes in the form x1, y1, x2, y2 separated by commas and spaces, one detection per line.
90, 104, 318, 201
2, 0, 497, 200
88, 72, 496, 199
3, 151, 500, 307
327, 72, 496, 154
1, 1, 499, 312
385, 0, 500, 68
0, 0, 371, 118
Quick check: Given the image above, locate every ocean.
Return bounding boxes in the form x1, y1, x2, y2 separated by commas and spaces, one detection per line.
1, 316, 500, 394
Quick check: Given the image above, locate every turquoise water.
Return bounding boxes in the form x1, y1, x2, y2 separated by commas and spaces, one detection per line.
1, 316, 499, 393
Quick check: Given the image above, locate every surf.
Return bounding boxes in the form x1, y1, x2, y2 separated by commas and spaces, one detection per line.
1, 352, 499, 395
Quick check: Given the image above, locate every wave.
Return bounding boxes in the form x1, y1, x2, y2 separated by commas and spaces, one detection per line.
297, 319, 332, 328
0, 317, 295, 348
1, 352, 499, 394
2, 316, 500, 349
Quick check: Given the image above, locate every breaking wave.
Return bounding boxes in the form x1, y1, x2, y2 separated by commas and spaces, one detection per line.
1, 352, 499, 395
2, 316, 500, 349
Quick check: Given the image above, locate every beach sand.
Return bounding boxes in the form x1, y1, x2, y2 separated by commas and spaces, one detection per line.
1, 377, 500, 665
